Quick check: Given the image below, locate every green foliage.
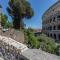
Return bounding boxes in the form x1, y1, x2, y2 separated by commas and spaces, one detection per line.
24, 30, 60, 55
1, 14, 8, 28
55, 44, 60, 56
38, 34, 57, 54
7, 0, 34, 29
24, 29, 40, 48
1, 14, 12, 28
24, 31, 60, 55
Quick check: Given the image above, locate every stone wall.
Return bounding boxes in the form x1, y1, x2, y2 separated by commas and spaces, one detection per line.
0, 28, 24, 43
0, 35, 28, 60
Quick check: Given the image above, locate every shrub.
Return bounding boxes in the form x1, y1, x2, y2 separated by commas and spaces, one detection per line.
24, 31, 60, 55
55, 44, 60, 56
38, 34, 57, 54
24, 29, 40, 48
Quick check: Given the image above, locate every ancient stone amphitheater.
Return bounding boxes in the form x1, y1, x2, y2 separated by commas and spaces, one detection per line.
0, 35, 59, 60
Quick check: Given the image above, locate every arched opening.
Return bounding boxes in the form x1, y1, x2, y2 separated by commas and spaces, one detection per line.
54, 34, 56, 39
58, 34, 60, 40
58, 25, 60, 30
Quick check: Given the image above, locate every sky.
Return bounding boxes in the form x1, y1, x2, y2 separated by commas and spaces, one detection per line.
0, 0, 58, 29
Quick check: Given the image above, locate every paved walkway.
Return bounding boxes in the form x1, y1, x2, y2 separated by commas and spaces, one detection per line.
22, 49, 60, 60
0, 57, 4, 60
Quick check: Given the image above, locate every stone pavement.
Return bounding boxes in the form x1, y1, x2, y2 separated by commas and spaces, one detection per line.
0, 57, 4, 60
22, 49, 60, 60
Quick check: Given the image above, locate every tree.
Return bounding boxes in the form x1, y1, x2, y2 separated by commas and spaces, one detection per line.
7, 0, 34, 30
1, 14, 12, 28
1, 14, 8, 28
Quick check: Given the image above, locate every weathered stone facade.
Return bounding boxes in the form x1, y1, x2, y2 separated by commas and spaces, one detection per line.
42, 1, 60, 42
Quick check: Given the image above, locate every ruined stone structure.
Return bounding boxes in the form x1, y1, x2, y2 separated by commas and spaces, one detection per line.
42, 0, 60, 42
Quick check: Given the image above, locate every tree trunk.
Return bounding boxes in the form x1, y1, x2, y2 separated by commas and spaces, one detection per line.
13, 18, 24, 30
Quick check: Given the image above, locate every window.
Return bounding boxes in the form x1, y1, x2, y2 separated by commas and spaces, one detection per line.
50, 18, 52, 23
47, 27, 49, 30
49, 26, 52, 30
53, 26, 56, 30
54, 34, 56, 39
58, 34, 60, 40
50, 34, 52, 37
53, 17, 55, 22
57, 15, 60, 20
57, 15, 60, 18
58, 25, 60, 30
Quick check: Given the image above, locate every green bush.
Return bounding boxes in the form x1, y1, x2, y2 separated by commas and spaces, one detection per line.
24, 31, 60, 55
38, 34, 57, 54
24, 29, 40, 48
55, 44, 60, 56
1, 14, 12, 28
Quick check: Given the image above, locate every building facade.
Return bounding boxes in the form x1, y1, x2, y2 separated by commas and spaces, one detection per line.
42, 0, 60, 42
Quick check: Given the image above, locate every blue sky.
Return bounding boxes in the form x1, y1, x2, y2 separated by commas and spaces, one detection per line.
0, 0, 57, 29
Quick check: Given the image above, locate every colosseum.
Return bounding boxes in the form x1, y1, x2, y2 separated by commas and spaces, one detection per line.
42, 0, 60, 42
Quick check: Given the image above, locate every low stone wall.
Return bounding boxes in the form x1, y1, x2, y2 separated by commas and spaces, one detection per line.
0, 28, 24, 43
0, 35, 28, 60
